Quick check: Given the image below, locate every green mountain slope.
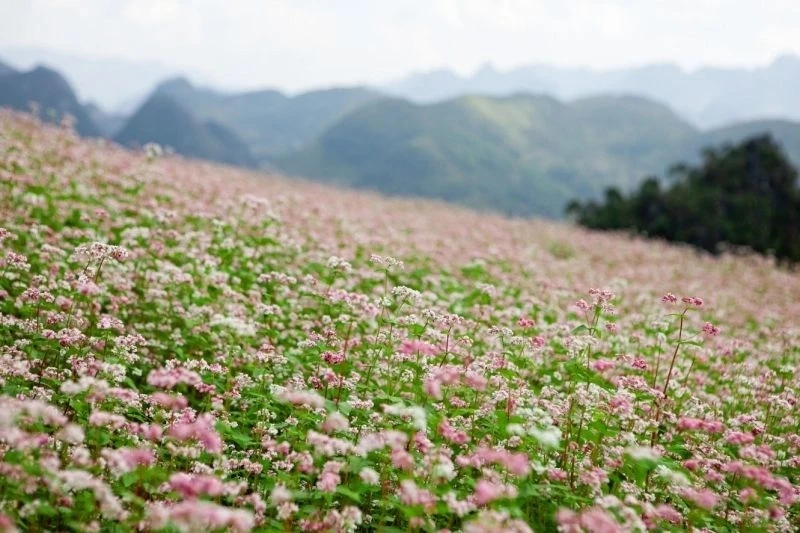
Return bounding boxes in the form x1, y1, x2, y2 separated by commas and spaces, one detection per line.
276, 94, 706, 217
114, 93, 256, 168
0, 65, 100, 137
277, 94, 800, 218
154, 77, 383, 161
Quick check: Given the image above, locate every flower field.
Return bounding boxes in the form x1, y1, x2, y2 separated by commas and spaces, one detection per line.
1, 110, 799, 532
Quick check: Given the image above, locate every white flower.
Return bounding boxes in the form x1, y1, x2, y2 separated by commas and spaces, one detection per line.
654, 465, 690, 486
359, 467, 380, 485
506, 423, 525, 436
432, 460, 456, 481
625, 446, 661, 462
529, 426, 561, 449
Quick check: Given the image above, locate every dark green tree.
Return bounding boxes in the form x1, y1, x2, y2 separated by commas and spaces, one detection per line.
567, 135, 800, 263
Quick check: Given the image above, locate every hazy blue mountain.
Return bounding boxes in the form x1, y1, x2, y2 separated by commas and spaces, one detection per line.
385, 55, 800, 128
0, 65, 100, 137
154, 77, 384, 160
84, 103, 127, 138
0, 47, 181, 112
0, 60, 16, 76
114, 93, 256, 168
689, 120, 800, 167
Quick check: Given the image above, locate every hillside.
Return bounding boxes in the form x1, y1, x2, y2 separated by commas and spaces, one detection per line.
276, 94, 685, 217
154, 77, 383, 160
3, 63, 798, 220
2, 110, 799, 531
114, 93, 256, 168
277, 94, 800, 218
386, 55, 800, 128
0, 65, 100, 136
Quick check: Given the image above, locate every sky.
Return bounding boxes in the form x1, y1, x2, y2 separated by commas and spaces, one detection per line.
2, 0, 800, 92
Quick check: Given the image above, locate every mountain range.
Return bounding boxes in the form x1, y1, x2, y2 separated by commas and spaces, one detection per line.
0, 64, 100, 137
1, 55, 799, 218
114, 93, 257, 168
153, 77, 382, 161
385, 55, 800, 128
276, 95, 800, 217
0, 47, 180, 112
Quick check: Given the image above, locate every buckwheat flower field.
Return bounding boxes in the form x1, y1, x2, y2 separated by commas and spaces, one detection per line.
1, 110, 799, 532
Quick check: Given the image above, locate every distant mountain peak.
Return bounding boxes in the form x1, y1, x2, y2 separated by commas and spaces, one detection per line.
155, 76, 194, 93
113, 92, 256, 168
771, 53, 800, 69
475, 62, 499, 76
0, 59, 17, 76
0, 63, 100, 136
385, 55, 800, 127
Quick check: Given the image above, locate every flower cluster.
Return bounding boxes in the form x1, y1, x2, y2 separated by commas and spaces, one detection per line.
0, 110, 799, 532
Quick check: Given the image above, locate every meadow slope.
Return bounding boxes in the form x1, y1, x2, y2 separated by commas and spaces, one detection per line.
1, 111, 799, 532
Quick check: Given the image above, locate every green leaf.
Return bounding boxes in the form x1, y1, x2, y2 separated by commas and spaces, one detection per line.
571, 324, 590, 335
335, 486, 362, 502
121, 472, 139, 488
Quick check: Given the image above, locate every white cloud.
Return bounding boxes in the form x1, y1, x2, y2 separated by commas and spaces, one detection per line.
1, 0, 799, 91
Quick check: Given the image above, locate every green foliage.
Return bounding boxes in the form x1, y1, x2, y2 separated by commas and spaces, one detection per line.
567, 134, 800, 262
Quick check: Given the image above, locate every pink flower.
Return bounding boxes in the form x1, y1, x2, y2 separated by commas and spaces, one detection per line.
321, 351, 345, 365
661, 293, 678, 304
557, 506, 622, 533
676, 417, 704, 431
654, 504, 682, 524
580, 507, 623, 533
168, 473, 225, 499
149, 392, 189, 410
278, 389, 326, 409
400, 339, 439, 357
423, 377, 442, 400
592, 359, 615, 372
167, 413, 223, 453
391, 448, 415, 471
725, 431, 755, 446
517, 317, 535, 329
147, 367, 203, 390
473, 479, 504, 506
681, 296, 704, 307
681, 488, 719, 510
530, 335, 546, 348
146, 501, 254, 533
702, 322, 720, 336
738, 488, 758, 504
0, 513, 17, 533
574, 299, 591, 311
320, 412, 349, 433
463, 371, 487, 391
316, 461, 343, 492
397, 480, 436, 511
439, 419, 470, 445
